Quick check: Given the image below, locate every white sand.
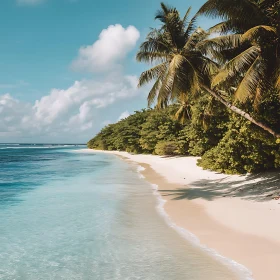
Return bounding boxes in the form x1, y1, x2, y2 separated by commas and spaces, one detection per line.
82, 149, 280, 280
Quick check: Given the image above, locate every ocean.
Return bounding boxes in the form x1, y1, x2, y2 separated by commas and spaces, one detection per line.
0, 144, 243, 280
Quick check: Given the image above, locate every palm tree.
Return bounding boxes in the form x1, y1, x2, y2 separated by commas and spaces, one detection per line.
197, 0, 280, 122
137, 5, 212, 109
137, 2, 280, 138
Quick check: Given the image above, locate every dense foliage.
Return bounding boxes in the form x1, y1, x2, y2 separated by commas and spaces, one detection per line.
198, 114, 280, 174
88, 107, 183, 154
88, 1, 280, 174
88, 94, 280, 174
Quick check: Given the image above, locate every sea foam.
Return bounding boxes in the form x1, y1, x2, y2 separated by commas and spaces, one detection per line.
135, 163, 254, 280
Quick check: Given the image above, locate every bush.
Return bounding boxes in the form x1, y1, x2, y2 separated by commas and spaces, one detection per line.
155, 141, 178, 156
187, 95, 229, 156
198, 116, 280, 174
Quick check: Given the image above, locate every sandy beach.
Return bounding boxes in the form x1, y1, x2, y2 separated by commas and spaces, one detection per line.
84, 149, 280, 280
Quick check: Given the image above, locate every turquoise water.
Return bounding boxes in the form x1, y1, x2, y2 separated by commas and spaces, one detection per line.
0, 145, 241, 280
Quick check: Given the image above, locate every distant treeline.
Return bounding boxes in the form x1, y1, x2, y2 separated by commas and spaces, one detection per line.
88, 93, 280, 174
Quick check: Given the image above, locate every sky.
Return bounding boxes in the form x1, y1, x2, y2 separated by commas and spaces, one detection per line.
0, 0, 216, 143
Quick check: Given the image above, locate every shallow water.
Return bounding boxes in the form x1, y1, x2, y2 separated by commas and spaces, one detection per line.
0, 145, 241, 279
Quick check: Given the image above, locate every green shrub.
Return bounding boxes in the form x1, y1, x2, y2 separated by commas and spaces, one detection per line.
187, 95, 229, 156
140, 107, 182, 153
155, 141, 178, 156
198, 116, 280, 174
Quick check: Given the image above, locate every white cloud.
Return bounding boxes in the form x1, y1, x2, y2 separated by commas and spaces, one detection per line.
33, 75, 138, 125
118, 111, 130, 121
17, 0, 45, 5
0, 24, 143, 142
0, 94, 34, 138
0, 75, 142, 141
72, 24, 140, 72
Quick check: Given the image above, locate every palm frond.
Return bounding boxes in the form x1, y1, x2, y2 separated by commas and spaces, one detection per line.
174, 93, 191, 123
136, 51, 169, 63
212, 46, 260, 87
155, 3, 174, 22
197, 0, 266, 31
136, 29, 171, 61
253, 86, 262, 110
197, 34, 243, 63
182, 7, 192, 26
201, 56, 220, 78
161, 8, 186, 49
198, 34, 242, 53
138, 63, 168, 87
156, 54, 186, 106
234, 55, 264, 102
208, 20, 239, 34
184, 28, 208, 51
156, 69, 176, 108
184, 9, 198, 39
180, 57, 200, 96
242, 25, 277, 43
170, 53, 187, 69
147, 78, 163, 107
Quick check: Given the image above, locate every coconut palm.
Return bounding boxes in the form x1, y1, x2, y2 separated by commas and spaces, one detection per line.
197, 0, 280, 112
137, 5, 212, 109
137, 3, 280, 137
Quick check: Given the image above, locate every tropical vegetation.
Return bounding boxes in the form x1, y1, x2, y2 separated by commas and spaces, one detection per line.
88, 1, 280, 174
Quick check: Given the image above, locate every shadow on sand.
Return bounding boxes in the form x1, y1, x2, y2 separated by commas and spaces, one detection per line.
159, 171, 280, 202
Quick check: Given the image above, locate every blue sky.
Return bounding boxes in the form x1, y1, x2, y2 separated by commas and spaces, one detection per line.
0, 0, 216, 143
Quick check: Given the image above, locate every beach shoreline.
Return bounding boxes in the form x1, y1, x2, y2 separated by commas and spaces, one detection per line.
81, 149, 280, 280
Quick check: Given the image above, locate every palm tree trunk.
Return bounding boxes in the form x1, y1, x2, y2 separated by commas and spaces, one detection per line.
201, 85, 280, 138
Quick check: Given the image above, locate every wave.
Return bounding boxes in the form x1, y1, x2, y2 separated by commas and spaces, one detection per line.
136, 163, 253, 280
136, 166, 145, 179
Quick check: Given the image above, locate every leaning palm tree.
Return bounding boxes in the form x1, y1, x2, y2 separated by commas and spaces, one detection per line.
197, 0, 280, 119
137, 2, 280, 138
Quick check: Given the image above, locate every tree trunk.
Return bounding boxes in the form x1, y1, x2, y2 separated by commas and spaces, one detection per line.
201, 85, 280, 138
